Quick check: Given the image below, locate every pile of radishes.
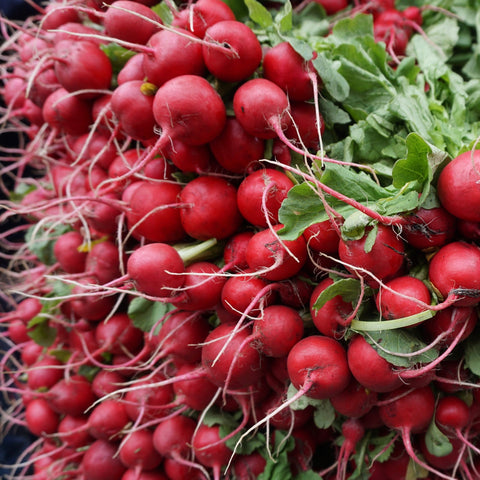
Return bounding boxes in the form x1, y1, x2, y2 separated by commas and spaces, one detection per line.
1, 0, 480, 479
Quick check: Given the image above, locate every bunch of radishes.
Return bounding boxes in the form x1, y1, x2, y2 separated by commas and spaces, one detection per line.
1, 0, 480, 479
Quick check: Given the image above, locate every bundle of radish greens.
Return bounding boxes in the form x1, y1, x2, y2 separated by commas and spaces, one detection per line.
2, 0, 480, 479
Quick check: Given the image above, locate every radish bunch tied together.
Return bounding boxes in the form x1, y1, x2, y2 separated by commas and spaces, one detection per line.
2, 0, 480, 479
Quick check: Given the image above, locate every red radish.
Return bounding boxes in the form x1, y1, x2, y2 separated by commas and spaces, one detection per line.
122, 470, 168, 480
117, 53, 145, 84
150, 310, 210, 364
142, 29, 206, 87
179, 176, 243, 240
303, 219, 340, 254
347, 334, 403, 393
422, 306, 477, 346
152, 415, 196, 459
428, 241, 480, 306
233, 78, 291, 139
437, 150, 480, 222
375, 275, 431, 320
221, 270, 277, 317
110, 80, 157, 141
245, 224, 308, 281
53, 40, 112, 98
192, 424, 232, 480
201, 323, 264, 390
232, 452, 266, 479
58, 415, 92, 448
176, 0, 236, 38
209, 116, 265, 174
104, 0, 162, 45
161, 140, 212, 173
202, 21, 262, 82
152, 74, 226, 147
27, 356, 64, 391
286, 335, 351, 399
81, 439, 127, 480
236, 168, 294, 227
284, 100, 325, 151
338, 224, 405, 288
118, 429, 162, 471
126, 243, 185, 299
378, 385, 453, 480
126, 181, 185, 243
171, 261, 227, 311
42, 87, 92, 136
84, 240, 124, 285
92, 370, 125, 397
21, 341, 44, 366
435, 395, 470, 433
310, 0, 349, 15
330, 378, 378, 418
336, 418, 365, 480
262, 42, 317, 102
310, 277, 354, 337
47, 374, 96, 417
223, 231, 255, 272
25, 398, 60, 436
251, 304, 305, 358
402, 206, 456, 249
41, 2, 81, 30
88, 399, 130, 440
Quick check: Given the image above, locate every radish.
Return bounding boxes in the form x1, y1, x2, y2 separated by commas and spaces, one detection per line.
47, 374, 96, 417
25, 398, 60, 437
88, 399, 130, 440
152, 74, 226, 147
437, 150, 480, 222
286, 335, 351, 399
310, 277, 354, 337
175, 0, 236, 38
233, 78, 291, 139
201, 323, 264, 390
375, 275, 431, 320
126, 243, 185, 299
236, 168, 294, 228
245, 224, 308, 281
192, 423, 232, 480
202, 21, 262, 82
81, 439, 127, 480
209, 117, 265, 174
378, 385, 454, 480
403, 206, 456, 250
336, 418, 365, 480
110, 80, 157, 142
125, 180, 185, 244
142, 29, 206, 87
179, 175, 243, 241
330, 377, 378, 418
53, 40, 112, 98
262, 42, 317, 102
338, 224, 405, 288
347, 334, 403, 393
118, 429, 162, 472
428, 241, 480, 306
104, 0, 162, 45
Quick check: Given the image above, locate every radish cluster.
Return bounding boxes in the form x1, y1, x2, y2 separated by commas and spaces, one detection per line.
1, 1, 480, 480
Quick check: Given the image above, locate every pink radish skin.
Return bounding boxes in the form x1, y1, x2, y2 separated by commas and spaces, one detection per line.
81, 439, 127, 480
437, 149, 480, 222
126, 181, 185, 243
25, 398, 60, 436
245, 224, 308, 281
202, 21, 262, 82
262, 42, 317, 101
201, 323, 264, 390
233, 78, 291, 139
237, 168, 294, 228
428, 241, 480, 306
53, 40, 112, 98
152, 74, 226, 147
209, 117, 265, 174
104, 0, 162, 45
88, 399, 130, 440
126, 243, 185, 299
338, 224, 405, 288
142, 30, 206, 87
179, 176, 243, 241
375, 275, 431, 320
287, 335, 351, 399
118, 429, 162, 471
347, 334, 403, 393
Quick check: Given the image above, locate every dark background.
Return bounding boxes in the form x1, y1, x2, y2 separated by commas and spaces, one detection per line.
1, 0, 42, 476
